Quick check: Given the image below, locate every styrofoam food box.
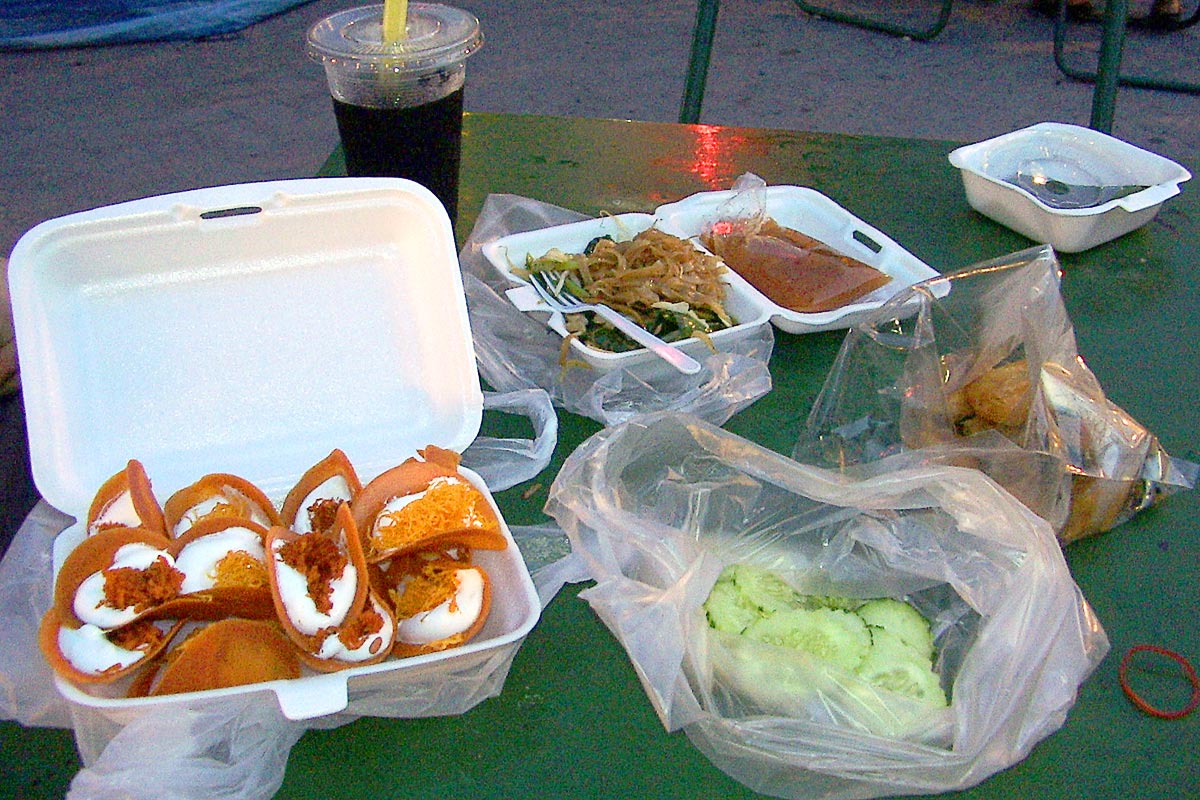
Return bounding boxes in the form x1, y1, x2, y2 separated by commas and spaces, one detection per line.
8, 177, 541, 721
481, 190, 939, 350
948, 122, 1191, 253
481, 213, 773, 373
655, 186, 941, 334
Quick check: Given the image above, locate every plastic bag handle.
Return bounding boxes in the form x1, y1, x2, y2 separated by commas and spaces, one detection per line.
461, 388, 558, 493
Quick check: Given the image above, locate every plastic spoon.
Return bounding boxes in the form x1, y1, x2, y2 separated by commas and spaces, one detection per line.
1010, 158, 1148, 209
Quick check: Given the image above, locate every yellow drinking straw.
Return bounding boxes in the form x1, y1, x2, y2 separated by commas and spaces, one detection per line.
382, 0, 408, 44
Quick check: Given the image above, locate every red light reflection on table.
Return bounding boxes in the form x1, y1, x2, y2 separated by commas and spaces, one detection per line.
688, 124, 737, 188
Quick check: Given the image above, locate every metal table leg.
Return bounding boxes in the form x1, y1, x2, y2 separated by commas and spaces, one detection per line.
1053, 0, 1200, 125
792, 0, 954, 41
680, 0, 720, 123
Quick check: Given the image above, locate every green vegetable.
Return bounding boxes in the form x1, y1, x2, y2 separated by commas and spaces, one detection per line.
856, 597, 935, 660
856, 629, 947, 706
704, 564, 948, 708
727, 563, 803, 614
743, 607, 871, 673
703, 575, 762, 634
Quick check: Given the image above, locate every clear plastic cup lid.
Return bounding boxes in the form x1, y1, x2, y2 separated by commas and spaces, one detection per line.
307, 3, 483, 74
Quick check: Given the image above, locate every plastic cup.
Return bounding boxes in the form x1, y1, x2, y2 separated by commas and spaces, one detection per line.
307, 4, 483, 225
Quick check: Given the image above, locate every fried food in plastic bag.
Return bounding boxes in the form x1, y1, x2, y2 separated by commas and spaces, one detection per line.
795, 245, 1196, 543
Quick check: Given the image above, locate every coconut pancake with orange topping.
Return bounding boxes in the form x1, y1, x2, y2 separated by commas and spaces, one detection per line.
163, 472, 280, 537
352, 446, 506, 562
389, 559, 492, 657
85, 459, 168, 538
280, 448, 363, 535
162, 517, 275, 621
266, 502, 369, 655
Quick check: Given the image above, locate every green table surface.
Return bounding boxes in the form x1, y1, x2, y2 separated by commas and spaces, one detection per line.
4, 113, 1197, 798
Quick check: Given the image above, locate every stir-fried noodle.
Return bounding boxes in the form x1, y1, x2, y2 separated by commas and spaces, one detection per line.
518, 228, 734, 353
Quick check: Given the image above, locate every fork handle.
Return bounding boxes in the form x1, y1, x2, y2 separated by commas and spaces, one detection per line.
593, 304, 703, 375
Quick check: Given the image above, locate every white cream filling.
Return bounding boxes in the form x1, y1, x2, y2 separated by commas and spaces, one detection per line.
57, 623, 145, 674
292, 475, 352, 534
73, 543, 176, 629
173, 489, 273, 536
271, 539, 357, 635
174, 527, 265, 593
396, 568, 484, 646
316, 594, 395, 663
88, 489, 138, 535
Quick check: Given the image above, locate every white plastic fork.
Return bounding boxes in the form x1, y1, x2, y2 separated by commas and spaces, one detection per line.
525, 270, 702, 375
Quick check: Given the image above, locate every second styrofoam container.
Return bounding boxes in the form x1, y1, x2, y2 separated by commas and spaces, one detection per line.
948, 122, 1191, 252
8, 177, 541, 722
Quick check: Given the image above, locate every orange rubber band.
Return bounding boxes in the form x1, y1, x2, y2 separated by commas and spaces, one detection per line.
1118, 644, 1200, 720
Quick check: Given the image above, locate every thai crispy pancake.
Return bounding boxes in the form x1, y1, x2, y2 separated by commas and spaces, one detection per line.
389, 559, 493, 658
85, 459, 168, 538
163, 472, 281, 537
40, 606, 184, 685
266, 502, 370, 654
129, 618, 301, 697
280, 448, 363, 535
352, 446, 506, 563
157, 517, 275, 621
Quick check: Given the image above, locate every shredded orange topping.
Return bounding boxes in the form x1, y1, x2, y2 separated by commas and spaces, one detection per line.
107, 619, 166, 652
390, 563, 462, 619
212, 550, 269, 590
203, 496, 256, 522
277, 535, 347, 614
102, 556, 184, 612
372, 479, 492, 552
339, 605, 386, 653
305, 498, 343, 535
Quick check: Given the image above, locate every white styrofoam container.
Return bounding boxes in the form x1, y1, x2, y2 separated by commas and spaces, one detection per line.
8, 177, 541, 721
482, 190, 939, 352
948, 122, 1191, 253
656, 186, 941, 333
481, 213, 773, 374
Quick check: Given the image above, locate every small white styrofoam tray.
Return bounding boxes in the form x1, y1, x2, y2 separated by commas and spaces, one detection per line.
8, 177, 541, 720
482, 213, 773, 373
948, 122, 1191, 253
656, 186, 940, 333
481, 188, 939, 352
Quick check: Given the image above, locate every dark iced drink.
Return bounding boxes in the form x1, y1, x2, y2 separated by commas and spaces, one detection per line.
308, 4, 482, 226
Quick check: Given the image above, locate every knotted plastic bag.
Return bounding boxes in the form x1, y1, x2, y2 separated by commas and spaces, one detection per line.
545, 411, 1107, 800
793, 245, 1196, 543
458, 193, 775, 426
0, 388, 558, 800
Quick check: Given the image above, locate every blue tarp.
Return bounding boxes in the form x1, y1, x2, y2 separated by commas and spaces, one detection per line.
0, 0, 316, 49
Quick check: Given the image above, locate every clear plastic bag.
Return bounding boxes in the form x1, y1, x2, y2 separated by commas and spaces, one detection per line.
0, 389, 557, 800
458, 193, 775, 426
545, 411, 1108, 800
793, 245, 1196, 543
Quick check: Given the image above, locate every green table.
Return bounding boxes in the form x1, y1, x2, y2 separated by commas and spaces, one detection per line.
4, 113, 1197, 799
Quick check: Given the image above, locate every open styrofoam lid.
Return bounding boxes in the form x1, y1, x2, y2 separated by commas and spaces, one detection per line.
9, 178, 483, 515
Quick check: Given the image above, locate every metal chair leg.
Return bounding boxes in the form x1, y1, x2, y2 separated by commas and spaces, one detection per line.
1053, 0, 1200, 130
792, 0, 954, 41
680, 0, 720, 123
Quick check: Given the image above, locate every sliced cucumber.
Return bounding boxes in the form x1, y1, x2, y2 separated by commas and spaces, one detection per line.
727, 563, 803, 614
703, 575, 761, 634
743, 607, 872, 673
703, 564, 949, 711
856, 629, 947, 707
856, 597, 935, 660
